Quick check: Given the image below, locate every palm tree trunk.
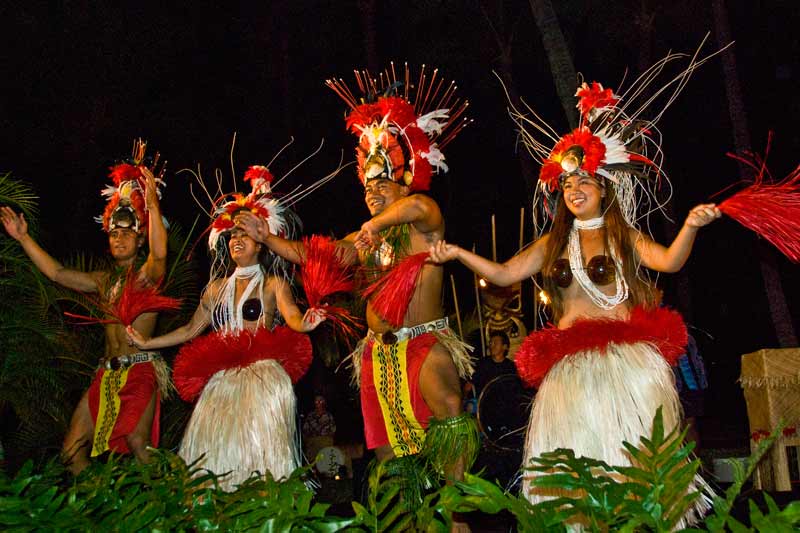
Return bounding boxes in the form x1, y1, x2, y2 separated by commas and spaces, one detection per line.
712, 0, 798, 346
528, 0, 578, 129
480, 2, 538, 202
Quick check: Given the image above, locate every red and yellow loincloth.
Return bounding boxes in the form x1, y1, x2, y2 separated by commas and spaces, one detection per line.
172, 326, 312, 402
360, 333, 438, 455
87, 357, 162, 456
514, 306, 687, 388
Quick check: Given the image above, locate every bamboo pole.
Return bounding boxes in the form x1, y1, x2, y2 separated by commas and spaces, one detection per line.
491, 214, 497, 262
450, 274, 463, 338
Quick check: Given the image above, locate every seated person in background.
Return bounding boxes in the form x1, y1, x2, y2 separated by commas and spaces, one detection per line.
303, 394, 337, 464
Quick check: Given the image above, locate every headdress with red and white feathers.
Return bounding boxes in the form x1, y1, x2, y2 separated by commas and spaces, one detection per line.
96, 139, 166, 234
326, 63, 471, 192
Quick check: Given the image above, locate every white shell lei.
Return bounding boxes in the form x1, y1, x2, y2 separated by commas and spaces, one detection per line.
568, 217, 629, 309
212, 264, 266, 334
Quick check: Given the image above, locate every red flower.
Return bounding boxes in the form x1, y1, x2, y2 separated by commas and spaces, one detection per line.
243, 165, 273, 185
211, 194, 270, 232
576, 81, 618, 117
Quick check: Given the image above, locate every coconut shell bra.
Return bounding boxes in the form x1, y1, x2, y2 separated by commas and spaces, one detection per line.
549, 255, 617, 288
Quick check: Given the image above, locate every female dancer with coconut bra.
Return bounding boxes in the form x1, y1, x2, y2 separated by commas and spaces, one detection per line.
128, 165, 325, 490
429, 57, 725, 524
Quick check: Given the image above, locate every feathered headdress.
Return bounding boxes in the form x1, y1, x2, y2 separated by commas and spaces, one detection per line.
184, 137, 343, 281
96, 139, 166, 234
207, 164, 291, 253
507, 38, 728, 236
326, 62, 471, 191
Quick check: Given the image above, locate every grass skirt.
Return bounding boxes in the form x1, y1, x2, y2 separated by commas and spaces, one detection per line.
520, 312, 712, 527
179, 359, 299, 491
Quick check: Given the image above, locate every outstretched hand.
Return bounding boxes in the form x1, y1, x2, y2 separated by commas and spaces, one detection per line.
428, 240, 460, 264
141, 167, 160, 211
0, 206, 28, 241
235, 211, 271, 243
685, 203, 722, 228
300, 307, 327, 332
126, 325, 149, 349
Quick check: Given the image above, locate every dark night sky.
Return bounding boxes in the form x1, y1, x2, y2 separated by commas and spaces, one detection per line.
1, 1, 798, 444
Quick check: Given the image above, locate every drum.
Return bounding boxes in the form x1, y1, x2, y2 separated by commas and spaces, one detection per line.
476, 373, 532, 452
315, 445, 346, 477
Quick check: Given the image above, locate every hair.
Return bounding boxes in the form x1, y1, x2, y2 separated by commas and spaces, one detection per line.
489, 330, 510, 347
541, 178, 656, 321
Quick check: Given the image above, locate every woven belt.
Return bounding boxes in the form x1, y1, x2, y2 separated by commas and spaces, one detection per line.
369, 317, 449, 345
100, 351, 161, 371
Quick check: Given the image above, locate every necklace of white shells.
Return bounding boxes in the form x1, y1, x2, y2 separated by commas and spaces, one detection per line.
568, 216, 629, 309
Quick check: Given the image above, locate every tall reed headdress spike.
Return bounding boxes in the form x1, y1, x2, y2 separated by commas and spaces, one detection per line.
97, 138, 167, 234
326, 62, 472, 191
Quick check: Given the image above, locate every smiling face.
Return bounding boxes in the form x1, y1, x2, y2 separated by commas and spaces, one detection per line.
561, 173, 606, 220
363, 179, 409, 216
108, 228, 143, 263
228, 227, 261, 267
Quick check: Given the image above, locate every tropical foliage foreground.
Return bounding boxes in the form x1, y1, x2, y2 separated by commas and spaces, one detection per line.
1, 411, 798, 532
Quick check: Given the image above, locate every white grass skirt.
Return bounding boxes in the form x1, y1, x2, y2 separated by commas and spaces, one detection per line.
179, 358, 299, 491
521, 340, 711, 526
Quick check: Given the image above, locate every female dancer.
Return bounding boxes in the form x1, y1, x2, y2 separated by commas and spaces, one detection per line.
430, 59, 724, 523
128, 165, 325, 490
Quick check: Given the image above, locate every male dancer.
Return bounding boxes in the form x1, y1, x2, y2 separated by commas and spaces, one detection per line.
238, 67, 476, 529
1, 142, 168, 474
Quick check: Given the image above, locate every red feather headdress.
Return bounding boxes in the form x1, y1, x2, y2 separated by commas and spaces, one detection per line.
507, 39, 729, 236
326, 63, 471, 192
206, 164, 289, 253
97, 139, 166, 234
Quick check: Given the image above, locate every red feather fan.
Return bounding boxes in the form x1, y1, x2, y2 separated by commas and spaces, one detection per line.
173, 326, 312, 402
64, 269, 181, 326
718, 146, 800, 263
298, 235, 360, 336
361, 252, 429, 328
514, 306, 687, 388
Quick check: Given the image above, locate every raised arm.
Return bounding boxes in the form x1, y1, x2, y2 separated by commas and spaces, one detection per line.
635, 203, 721, 273
126, 284, 214, 349
359, 193, 442, 242
273, 277, 326, 333
140, 168, 168, 283
235, 210, 305, 264
1, 206, 100, 292
429, 235, 550, 287
236, 210, 358, 266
